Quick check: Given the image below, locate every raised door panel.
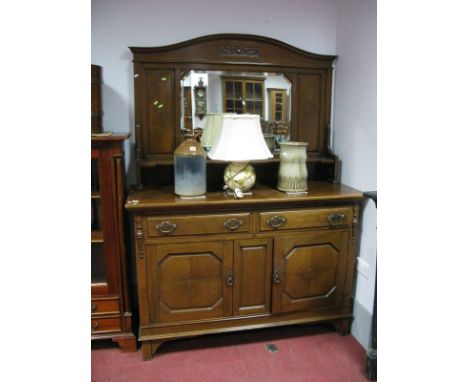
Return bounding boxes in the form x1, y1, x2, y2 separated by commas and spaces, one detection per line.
146, 241, 233, 323
233, 238, 273, 316
145, 69, 174, 155
296, 73, 326, 154
272, 231, 349, 313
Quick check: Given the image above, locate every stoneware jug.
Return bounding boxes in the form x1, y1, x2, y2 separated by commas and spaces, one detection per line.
174, 135, 206, 196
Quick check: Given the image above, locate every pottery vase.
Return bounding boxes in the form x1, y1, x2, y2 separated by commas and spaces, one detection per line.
277, 141, 308, 192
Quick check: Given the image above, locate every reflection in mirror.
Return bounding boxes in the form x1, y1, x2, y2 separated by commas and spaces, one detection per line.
181, 71, 291, 149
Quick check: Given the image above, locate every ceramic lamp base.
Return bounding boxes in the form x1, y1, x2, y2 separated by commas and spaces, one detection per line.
223, 161, 256, 192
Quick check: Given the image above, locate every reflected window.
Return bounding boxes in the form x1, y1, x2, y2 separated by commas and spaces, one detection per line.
222, 77, 264, 116
180, 70, 291, 142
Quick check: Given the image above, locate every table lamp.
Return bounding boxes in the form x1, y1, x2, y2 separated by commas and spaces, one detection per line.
207, 114, 273, 198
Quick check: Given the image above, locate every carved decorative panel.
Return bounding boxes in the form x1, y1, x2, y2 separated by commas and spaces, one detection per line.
273, 231, 349, 313
159, 253, 222, 310
146, 241, 233, 323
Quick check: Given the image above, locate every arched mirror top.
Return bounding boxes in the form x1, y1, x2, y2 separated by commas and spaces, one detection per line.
130, 33, 336, 68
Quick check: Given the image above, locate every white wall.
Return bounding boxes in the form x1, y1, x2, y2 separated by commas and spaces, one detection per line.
92, 0, 376, 348
334, 0, 377, 348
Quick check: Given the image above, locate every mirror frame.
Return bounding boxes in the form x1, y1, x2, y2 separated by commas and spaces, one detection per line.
130, 34, 339, 184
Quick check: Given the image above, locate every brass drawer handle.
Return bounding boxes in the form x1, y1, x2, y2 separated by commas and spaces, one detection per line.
267, 215, 287, 229
223, 218, 244, 231
91, 322, 99, 332
273, 270, 281, 284
327, 213, 345, 226
91, 303, 97, 313
226, 271, 234, 287
156, 221, 177, 235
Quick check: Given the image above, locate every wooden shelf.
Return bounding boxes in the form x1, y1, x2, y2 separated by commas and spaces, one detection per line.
139, 154, 335, 168
91, 191, 101, 199
91, 230, 104, 243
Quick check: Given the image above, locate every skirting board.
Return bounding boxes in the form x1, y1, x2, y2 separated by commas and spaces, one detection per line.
351, 299, 373, 348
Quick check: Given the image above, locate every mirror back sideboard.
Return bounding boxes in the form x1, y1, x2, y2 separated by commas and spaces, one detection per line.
130, 34, 338, 188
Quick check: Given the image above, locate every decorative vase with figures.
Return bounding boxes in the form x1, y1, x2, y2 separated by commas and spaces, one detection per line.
277, 141, 308, 192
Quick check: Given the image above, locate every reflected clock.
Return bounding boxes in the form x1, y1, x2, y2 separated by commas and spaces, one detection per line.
194, 78, 207, 119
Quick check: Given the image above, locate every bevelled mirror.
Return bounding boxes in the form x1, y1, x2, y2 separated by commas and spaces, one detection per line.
181, 70, 292, 145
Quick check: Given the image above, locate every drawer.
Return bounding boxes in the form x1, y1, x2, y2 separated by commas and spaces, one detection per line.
146, 213, 251, 237
91, 317, 121, 334
259, 207, 353, 231
91, 298, 120, 316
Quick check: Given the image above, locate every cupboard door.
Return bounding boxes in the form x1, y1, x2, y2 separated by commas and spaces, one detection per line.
146, 241, 233, 323
272, 231, 349, 313
145, 69, 174, 155
233, 238, 273, 316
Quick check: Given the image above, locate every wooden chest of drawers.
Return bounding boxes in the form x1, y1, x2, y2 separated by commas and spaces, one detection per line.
126, 182, 362, 360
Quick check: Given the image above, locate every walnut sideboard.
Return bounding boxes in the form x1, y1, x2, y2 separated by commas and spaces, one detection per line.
126, 181, 362, 360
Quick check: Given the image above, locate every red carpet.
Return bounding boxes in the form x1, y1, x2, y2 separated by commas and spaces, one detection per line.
92, 324, 368, 382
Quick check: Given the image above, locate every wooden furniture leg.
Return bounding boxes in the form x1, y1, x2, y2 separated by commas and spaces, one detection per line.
332, 317, 353, 336
112, 335, 137, 352
142, 340, 164, 361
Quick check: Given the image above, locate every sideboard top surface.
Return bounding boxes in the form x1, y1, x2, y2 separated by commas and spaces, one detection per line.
126, 182, 362, 213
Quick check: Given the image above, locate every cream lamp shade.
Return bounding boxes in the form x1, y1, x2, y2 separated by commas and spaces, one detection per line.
207, 114, 273, 197
200, 113, 223, 151
207, 114, 273, 161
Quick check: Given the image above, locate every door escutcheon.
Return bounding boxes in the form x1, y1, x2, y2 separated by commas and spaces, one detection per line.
273, 270, 281, 284
226, 271, 234, 287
